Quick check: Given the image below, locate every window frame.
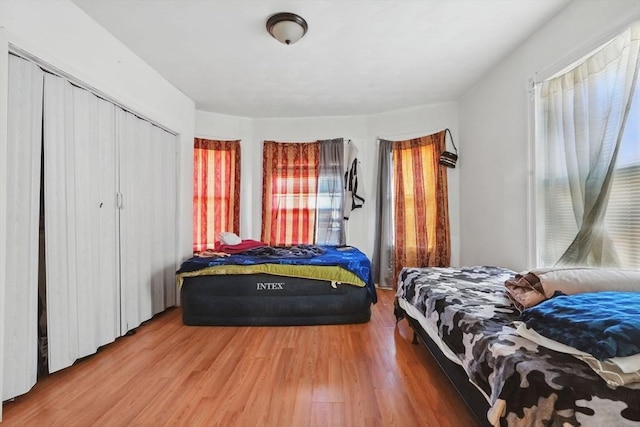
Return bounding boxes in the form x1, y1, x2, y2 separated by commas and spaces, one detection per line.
192, 138, 241, 252
531, 20, 640, 269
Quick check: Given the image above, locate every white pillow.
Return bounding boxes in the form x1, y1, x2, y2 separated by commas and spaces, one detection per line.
529, 267, 640, 298
219, 232, 242, 246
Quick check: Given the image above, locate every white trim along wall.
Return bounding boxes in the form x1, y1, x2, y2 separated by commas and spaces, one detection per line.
0, 25, 10, 418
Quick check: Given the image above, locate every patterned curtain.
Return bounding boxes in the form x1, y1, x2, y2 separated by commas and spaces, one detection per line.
262, 141, 320, 246
193, 138, 241, 252
393, 131, 450, 280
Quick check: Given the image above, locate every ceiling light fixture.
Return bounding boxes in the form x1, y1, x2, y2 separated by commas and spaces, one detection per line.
266, 12, 308, 45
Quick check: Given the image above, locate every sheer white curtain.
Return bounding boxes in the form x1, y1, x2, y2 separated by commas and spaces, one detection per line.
2, 55, 43, 399
43, 73, 120, 373
539, 20, 640, 266
118, 108, 177, 334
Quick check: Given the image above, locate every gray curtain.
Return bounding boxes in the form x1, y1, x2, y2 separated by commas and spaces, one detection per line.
372, 139, 395, 289
316, 138, 345, 245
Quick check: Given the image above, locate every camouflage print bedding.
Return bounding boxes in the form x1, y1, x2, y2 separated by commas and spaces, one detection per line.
396, 266, 640, 427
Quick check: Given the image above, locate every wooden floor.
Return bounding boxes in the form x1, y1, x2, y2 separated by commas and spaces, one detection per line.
2, 289, 479, 427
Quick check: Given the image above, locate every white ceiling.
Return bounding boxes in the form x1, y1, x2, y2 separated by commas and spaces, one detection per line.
72, 0, 570, 118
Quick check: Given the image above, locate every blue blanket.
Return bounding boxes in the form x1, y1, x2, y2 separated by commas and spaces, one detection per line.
178, 245, 377, 303
521, 291, 640, 359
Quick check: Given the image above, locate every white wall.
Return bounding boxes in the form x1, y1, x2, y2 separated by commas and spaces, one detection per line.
195, 103, 460, 266
195, 110, 254, 240
0, 0, 196, 262
0, 1, 195, 417
458, 0, 640, 271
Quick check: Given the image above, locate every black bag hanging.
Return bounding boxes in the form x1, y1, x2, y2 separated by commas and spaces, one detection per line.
439, 128, 458, 168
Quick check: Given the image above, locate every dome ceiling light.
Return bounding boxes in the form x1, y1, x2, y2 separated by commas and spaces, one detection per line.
266, 12, 308, 45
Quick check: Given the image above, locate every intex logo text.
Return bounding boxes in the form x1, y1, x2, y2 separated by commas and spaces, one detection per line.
256, 282, 284, 290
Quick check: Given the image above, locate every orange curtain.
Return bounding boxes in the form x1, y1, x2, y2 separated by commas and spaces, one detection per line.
393, 131, 450, 280
193, 138, 241, 252
261, 141, 320, 246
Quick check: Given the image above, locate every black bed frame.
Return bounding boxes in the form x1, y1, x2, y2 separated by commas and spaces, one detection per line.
395, 302, 492, 427
181, 273, 371, 326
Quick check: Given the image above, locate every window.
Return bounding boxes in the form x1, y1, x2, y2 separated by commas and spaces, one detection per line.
604, 85, 640, 268
193, 138, 240, 252
372, 131, 451, 289
535, 21, 639, 269
261, 140, 344, 246
392, 135, 450, 271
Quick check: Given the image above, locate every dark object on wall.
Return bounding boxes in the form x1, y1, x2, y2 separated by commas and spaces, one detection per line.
439, 128, 458, 168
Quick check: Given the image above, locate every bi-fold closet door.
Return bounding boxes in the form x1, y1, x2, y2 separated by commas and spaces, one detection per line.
3, 54, 178, 399
43, 73, 121, 373
117, 108, 178, 334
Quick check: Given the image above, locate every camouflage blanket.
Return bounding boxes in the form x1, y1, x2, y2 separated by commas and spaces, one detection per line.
395, 266, 640, 427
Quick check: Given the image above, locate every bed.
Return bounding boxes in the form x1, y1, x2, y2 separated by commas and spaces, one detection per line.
176, 245, 377, 326
394, 265, 640, 427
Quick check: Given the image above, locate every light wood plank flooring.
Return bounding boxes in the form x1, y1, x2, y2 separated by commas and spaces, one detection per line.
2, 289, 478, 426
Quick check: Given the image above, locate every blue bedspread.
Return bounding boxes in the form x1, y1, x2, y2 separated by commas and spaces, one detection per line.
521, 291, 640, 359
178, 245, 377, 303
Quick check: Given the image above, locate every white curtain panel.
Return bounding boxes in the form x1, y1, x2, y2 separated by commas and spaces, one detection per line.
539, 20, 640, 266
117, 108, 177, 335
2, 55, 43, 400
43, 74, 120, 373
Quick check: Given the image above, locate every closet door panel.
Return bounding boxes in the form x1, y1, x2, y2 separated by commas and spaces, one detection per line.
2, 55, 43, 400
43, 75, 119, 373
148, 126, 165, 314
118, 111, 151, 332
151, 126, 178, 310
75, 93, 119, 355
118, 110, 177, 334
159, 128, 178, 309
43, 74, 79, 372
